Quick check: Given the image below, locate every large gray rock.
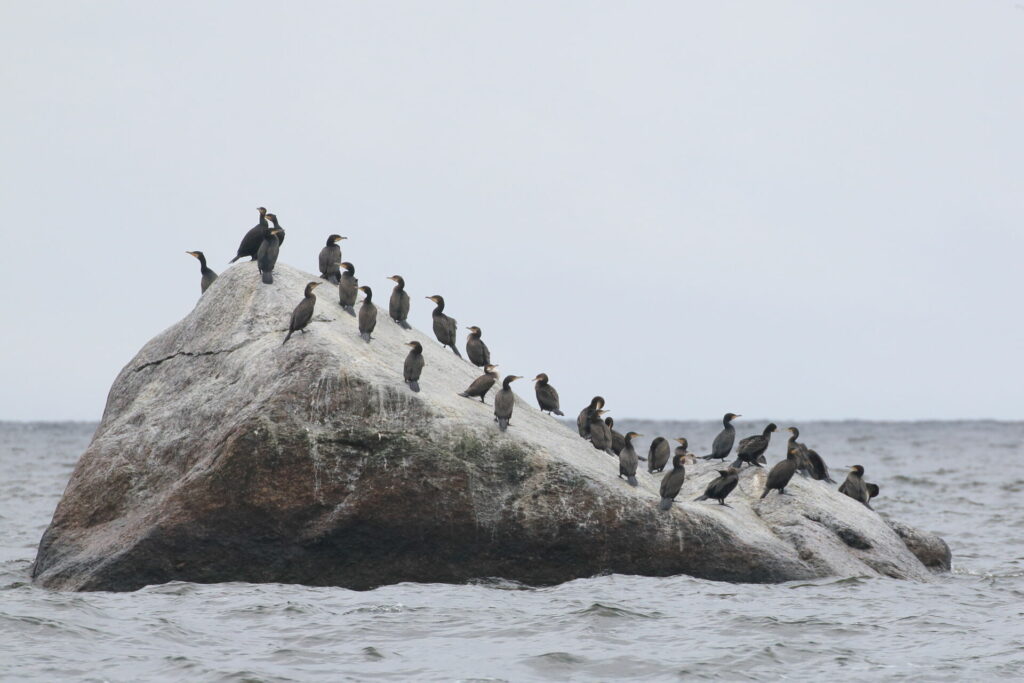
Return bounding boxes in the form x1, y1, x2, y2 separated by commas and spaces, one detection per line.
32, 263, 949, 591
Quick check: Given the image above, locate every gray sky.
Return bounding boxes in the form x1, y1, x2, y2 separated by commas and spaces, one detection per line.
2, 2, 1022, 421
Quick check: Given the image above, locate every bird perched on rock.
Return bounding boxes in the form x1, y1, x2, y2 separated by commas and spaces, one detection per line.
607, 417, 625, 455
533, 373, 564, 415
588, 409, 614, 455
318, 234, 346, 284
619, 432, 641, 486
266, 212, 286, 246
426, 295, 461, 357
403, 341, 424, 392
494, 375, 520, 431
256, 225, 283, 284
459, 364, 499, 403
761, 444, 799, 498
465, 326, 490, 367
185, 251, 217, 293
338, 262, 358, 315
577, 396, 606, 439
702, 413, 740, 460
386, 275, 411, 329
732, 423, 776, 468
804, 448, 835, 483
357, 286, 376, 342
648, 437, 670, 473
674, 438, 695, 465
839, 465, 874, 509
694, 467, 740, 506
283, 282, 321, 344
784, 427, 813, 477
229, 207, 268, 263
659, 450, 687, 510
468, 327, 491, 368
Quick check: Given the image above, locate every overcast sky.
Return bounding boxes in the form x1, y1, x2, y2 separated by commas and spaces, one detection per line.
1, 2, 1022, 421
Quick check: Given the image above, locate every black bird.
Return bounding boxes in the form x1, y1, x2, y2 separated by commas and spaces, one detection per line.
659, 451, 687, 510
760, 446, 799, 498
694, 467, 740, 506
607, 417, 626, 456
465, 326, 490, 367
619, 431, 641, 486
229, 207, 268, 263
185, 251, 218, 293
256, 225, 283, 284
784, 427, 814, 477
459, 364, 499, 403
386, 275, 411, 329
866, 483, 881, 501
588, 409, 615, 455
732, 423, 777, 468
804, 448, 836, 483
357, 286, 377, 342
494, 375, 521, 431
674, 438, 694, 465
702, 413, 740, 460
426, 295, 461, 357
338, 262, 358, 315
319, 234, 346, 284
283, 282, 321, 344
533, 373, 564, 415
577, 396, 606, 439
403, 341, 424, 392
266, 212, 286, 246
839, 465, 873, 509
648, 437, 671, 473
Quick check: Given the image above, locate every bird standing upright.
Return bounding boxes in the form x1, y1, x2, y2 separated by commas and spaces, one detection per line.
465, 326, 491, 367
494, 375, 521, 431
403, 341, 424, 392
387, 275, 412, 329
702, 413, 740, 460
357, 286, 377, 342
185, 251, 218, 293
426, 295, 461, 357
256, 225, 283, 284
229, 207, 268, 263
319, 234, 346, 284
659, 451, 687, 510
619, 432, 641, 486
283, 282, 321, 344
533, 373, 564, 415
338, 262, 358, 315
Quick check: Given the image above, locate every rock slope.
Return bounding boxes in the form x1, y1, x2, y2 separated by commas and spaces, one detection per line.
32, 262, 950, 591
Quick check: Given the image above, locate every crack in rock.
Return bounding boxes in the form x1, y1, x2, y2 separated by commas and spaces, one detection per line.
132, 340, 253, 373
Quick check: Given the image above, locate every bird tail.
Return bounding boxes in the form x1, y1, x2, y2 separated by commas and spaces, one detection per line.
730, 458, 744, 468
693, 494, 709, 502
328, 275, 340, 285
343, 306, 356, 317
360, 332, 372, 343
407, 380, 420, 392
398, 320, 411, 329
282, 330, 293, 345
229, 254, 241, 263
553, 409, 564, 416
262, 271, 273, 284
757, 454, 766, 464
458, 391, 470, 398
824, 475, 836, 484
451, 346, 463, 358
627, 475, 638, 486
497, 417, 509, 431
760, 488, 770, 499
659, 498, 673, 511
700, 454, 719, 460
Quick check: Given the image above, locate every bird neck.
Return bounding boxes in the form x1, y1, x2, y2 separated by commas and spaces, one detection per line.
195, 253, 208, 270
363, 292, 372, 304
433, 301, 445, 315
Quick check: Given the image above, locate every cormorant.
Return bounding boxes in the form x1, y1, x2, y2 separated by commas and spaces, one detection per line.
839, 465, 873, 509
576, 396, 606, 439
867, 483, 880, 501
659, 451, 687, 510
674, 437, 695, 465
186, 251, 217, 293
533, 373, 564, 415
732, 423, 777, 468
357, 286, 377, 342
459, 364, 499, 403
386, 275, 411, 329
256, 225, 283, 284
426, 295, 461, 357
494, 375, 521, 431
319, 234, 346, 284
338, 262, 358, 315
702, 413, 740, 460
266, 212, 286, 246
607, 417, 626, 455
465, 326, 490, 367
694, 467, 740, 506
403, 341, 424, 392
648, 437, 670, 473
804, 448, 836, 483
588, 409, 615, 455
283, 282, 321, 344
229, 207, 267, 263
784, 427, 814, 477
619, 431, 641, 486
761, 445, 799, 498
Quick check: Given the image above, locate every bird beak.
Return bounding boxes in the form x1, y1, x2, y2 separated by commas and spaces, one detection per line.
635, 433, 644, 438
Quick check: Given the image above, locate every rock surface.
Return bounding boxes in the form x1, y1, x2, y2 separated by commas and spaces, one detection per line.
33, 263, 950, 591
